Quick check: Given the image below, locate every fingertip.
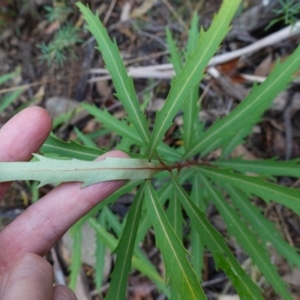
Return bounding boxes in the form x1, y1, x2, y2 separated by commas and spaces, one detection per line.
53, 285, 77, 300
96, 150, 130, 161
22, 106, 53, 134
0, 106, 52, 161
1, 253, 53, 300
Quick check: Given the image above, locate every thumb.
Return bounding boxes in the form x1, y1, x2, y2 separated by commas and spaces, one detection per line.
1, 253, 53, 300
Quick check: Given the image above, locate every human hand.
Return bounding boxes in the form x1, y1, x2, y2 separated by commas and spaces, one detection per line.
0, 107, 127, 299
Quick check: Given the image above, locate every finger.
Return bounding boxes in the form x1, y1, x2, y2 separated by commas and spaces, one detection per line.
0, 107, 52, 199
0, 253, 53, 300
53, 285, 77, 300
0, 151, 128, 270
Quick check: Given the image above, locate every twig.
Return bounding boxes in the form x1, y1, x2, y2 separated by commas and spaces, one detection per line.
103, 0, 117, 25
2, 22, 300, 93
51, 247, 67, 285
275, 205, 294, 247
161, 0, 188, 30
89, 21, 300, 81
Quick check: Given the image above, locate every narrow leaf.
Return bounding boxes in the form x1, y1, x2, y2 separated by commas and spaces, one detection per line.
183, 13, 200, 151
0, 89, 23, 113
166, 27, 182, 74
88, 218, 169, 296
136, 181, 173, 245
172, 178, 263, 299
0, 155, 163, 187
41, 134, 104, 160
190, 173, 205, 279
185, 13, 200, 58
82, 103, 181, 161
74, 126, 99, 149
0, 72, 17, 85
103, 206, 123, 238
202, 176, 292, 300
77, 3, 150, 147
213, 157, 300, 178
220, 127, 250, 158
94, 211, 106, 291
105, 184, 145, 300
185, 43, 300, 159
166, 188, 183, 239
96, 181, 142, 212
226, 185, 300, 269
148, 0, 240, 158
68, 222, 83, 290
196, 166, 300, 215
145, 181, 206, 299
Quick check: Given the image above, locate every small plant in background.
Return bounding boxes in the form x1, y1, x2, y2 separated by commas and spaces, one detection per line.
268, 0, 300, 28
37, 1, 81, 66
1, 0, 300, 298
44, 1, 73, 22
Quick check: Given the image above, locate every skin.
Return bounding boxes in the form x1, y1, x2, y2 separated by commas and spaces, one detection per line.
0, 107, 127, 299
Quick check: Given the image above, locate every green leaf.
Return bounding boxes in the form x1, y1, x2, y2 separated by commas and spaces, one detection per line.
183, 13, 200, 151
82, 104, 139, 143
74, 126, 99, 149
105, 184, 145, 300
82, 103, 181, 161
52, 108, 78, 129
102, 206, 123, 238
0, 155, 163, 187
196, 166, 300, 215
166, 27, 182, 74
136, 181, 173, 245
68, 222, 83, 290
184, 43, 300, 159
166, 188, 183, 240
0, 72, 17, 86
78, 189, 159, 286
77, 3, 150, 147
172, 177, 263, 299
0, 88, 23, 113
96, 181, 142, 211
213, 157, 300, 178
148, 0, 241, 159
226, 185, 300, 270
190, 173, 205, 279
145, 181, 206, 299
94, 211, 106, 292
185, 13, 200, 58
136, 169, 194, 256
41, 134, 104, 160
201, 176, 292, 300
220, 127, 250, 158
88, 218, 169, 296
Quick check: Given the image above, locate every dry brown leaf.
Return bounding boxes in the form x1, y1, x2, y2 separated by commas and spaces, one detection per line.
96, 80, 112, 99
45, 20, 60, 35
283, 267, 300, 286
231, 145, 257, 160
254, 54, 273, 77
